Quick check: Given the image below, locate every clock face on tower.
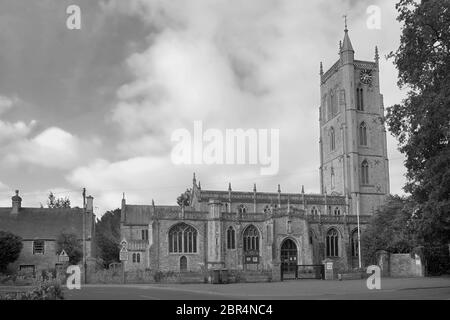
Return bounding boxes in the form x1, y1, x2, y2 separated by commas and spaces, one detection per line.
360, 69, 373, 85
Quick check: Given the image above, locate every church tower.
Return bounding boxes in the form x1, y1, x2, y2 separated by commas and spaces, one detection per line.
319, 23, 390, 216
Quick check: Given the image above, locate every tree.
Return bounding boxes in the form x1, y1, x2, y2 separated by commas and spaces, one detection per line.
95, 209, 121, 268
47, 192, 71, 209
386, 0, 450, 262
56, 232, 82, 265
177, 189, 191, 208
361, 195, 418, 265
0, 231, 23, 273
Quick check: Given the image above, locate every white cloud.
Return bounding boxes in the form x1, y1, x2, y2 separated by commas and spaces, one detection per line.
0, 95, 17, 114
68, 0, 409, 214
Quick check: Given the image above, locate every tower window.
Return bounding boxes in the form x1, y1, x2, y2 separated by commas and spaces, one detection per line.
361, 160, 369, 185
326, 228, 339, 257
311, 206, 319, 215
331, 167, 335, 189
334, 207, 341, 216
356, 88, 364, 111
330, 127, 335, 151
359, 122, 367, 146
227, 226, 236, 249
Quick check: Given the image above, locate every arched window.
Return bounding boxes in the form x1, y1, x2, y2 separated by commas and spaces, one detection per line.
356, 88, 364, 111
351, 229, 359, 257
243, 225, 259, 254
359, 122, 367, 146
361, 160, 369, 185
331, 167, 335, 189
132, 253, 136, 263
136, 253, 140, 263
330, 127, 335, 151
227, 226, 236, 249
238, 204, 247, 214
168, 223, 197, 253
326, 228, 339, 257
311, 206, 318, 215
180, 256, 187, 271
334, 207, 341, 216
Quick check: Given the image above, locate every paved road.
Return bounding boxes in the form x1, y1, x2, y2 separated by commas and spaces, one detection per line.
64, 277, 450, 300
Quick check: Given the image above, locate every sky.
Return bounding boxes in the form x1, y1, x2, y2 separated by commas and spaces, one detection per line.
0, 0, 408, 217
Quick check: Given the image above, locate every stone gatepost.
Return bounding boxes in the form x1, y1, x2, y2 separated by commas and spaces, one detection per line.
376, 250, 390, 277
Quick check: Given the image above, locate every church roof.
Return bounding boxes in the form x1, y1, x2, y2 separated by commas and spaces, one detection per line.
198, 189, 346, 205
0, 207, 92, 240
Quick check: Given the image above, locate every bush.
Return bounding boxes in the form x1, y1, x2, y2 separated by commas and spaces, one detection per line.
0, 277, 64, 300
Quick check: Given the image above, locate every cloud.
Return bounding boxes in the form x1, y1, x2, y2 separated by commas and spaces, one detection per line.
62, 0, 408, 215
3, 127, 83, 169
0, 95, 17, 114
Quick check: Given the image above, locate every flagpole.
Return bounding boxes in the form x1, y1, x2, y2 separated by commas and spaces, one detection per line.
356, 193, 362, 268
82, 188, 86, 284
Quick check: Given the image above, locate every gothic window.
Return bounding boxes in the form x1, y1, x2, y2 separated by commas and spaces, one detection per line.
168, 223, 197, 253
311, 206, 318, 215
327, 93, 332, 120
180, 256, 187, 271
361, 160, 369, 185
132, 253, 136, 263
330, 127, 335, 151
136, 253, 140, 263
243, 225, 260, 255
263, 205, 271, 214
238, 204, 247, 214
141, 229, 149, 241
227, 226, 236, 250
33, 240, 45, 255
334, 207, 341, 216
326, 228, 339, 257
351, 229, 359, 257
359, 122, 367, 146
356, 87, 364, 111
331, 167, 335, 189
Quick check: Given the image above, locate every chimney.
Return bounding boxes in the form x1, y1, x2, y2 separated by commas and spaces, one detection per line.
11, 190, 22, 214
86, 195, 94, 213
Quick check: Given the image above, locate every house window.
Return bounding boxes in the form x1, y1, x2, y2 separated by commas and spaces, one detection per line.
33, 240, 45, 255
326, 228, 339, 257
334, 207, 341, 216
227, 226, 236, 250
330, 127, 335, 151
180, 256, 187, 271
361, 160, 369, 185
356, 88, 364, 111
359, 122, 367, 146
141, 229, 149, 241
168, 223, 197, 253
351, 229, 359, 257
238, 204, 247, 214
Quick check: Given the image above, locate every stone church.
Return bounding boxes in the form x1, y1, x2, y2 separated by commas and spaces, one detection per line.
120, 26, 390, 281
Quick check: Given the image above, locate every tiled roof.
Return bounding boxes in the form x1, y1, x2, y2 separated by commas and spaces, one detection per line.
0, 207, 92, 240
